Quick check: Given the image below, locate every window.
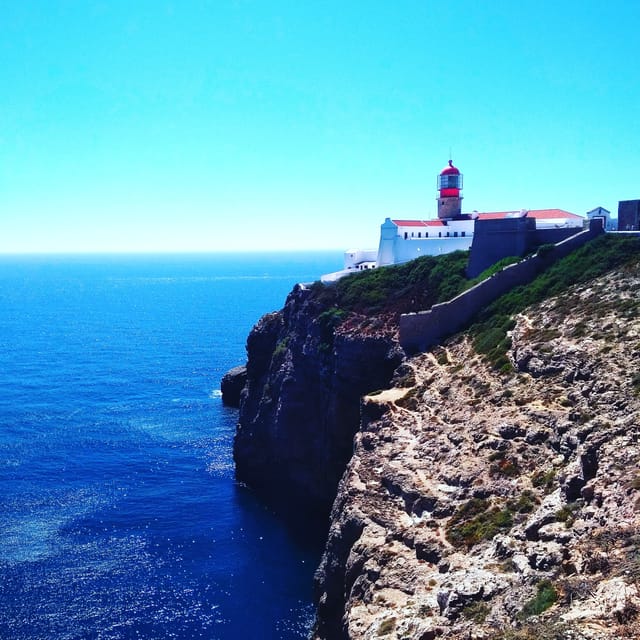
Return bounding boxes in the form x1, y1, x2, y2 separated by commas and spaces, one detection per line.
404, 232, 408, 239
418, 232, 421, 238
454, 232, 458, 237
426, 232, 429, 238
461, 231, 465, 237
438, 232, 441, 237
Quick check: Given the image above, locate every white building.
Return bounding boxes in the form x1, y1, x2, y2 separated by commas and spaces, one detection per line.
321, 160, 584, 283
586, 206, 615, 231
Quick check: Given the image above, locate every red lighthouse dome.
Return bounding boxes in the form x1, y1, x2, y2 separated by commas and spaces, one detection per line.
437, 160, 462, 197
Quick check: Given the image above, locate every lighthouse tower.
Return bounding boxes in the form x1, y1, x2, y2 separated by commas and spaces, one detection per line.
437, 159, 463, 220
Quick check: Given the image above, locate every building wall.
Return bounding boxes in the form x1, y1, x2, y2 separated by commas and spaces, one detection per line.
467, 218, 585, 278
467, 217, 535, 278
377, 218, 474, 267
532, 226, 587, 247
392, 236, 472, 264
587, 207, 613, 231
399, 220, 604, 355
343, 249, 377, 269
618, 200, 640, 231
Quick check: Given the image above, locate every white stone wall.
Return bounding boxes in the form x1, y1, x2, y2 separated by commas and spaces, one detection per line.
343, 249, 377, 269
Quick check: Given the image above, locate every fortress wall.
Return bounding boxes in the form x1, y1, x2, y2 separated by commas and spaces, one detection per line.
399, 221, 603, 354
533, 226, 586, 246
467, 217, 535, 277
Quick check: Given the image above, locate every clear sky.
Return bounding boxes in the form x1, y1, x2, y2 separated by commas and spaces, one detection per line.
1, 0, 639, 253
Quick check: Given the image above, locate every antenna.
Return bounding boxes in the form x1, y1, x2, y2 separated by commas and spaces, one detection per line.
449, 146, 452, 162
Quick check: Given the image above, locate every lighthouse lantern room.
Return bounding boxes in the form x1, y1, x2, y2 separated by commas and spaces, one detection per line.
437, 159, 463, 220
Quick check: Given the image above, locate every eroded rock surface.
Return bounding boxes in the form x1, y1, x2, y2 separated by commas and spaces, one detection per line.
314, 266, 640, 639
234, 284, 403, 515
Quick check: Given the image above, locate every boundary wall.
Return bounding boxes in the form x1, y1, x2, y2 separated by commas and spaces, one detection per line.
399, 220, 604, 354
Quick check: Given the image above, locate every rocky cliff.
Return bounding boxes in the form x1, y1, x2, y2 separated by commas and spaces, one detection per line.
313, 262, 640, 639
233, 283, 403, 516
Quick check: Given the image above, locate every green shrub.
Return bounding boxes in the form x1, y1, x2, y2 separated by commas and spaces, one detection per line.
508, 491, 539, 514
395, 386, 422, 411
520, 579, 557, 617
327, 251, 471, 316
446, 498, 514, 548
493, 620, 572, 639
531, 469, 555, 491
316, 307, 348, 353
536, 243, 556, 258
461, 601, 490, 623
272, 337, 290, 359
468, 255, 522, 286
555, 502, 580, 528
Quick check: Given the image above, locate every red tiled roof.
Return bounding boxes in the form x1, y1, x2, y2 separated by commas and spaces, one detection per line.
391, 209, 582, 228
391, 219, 428, 227
391, 219, 446, 227
477, 209, 582, 220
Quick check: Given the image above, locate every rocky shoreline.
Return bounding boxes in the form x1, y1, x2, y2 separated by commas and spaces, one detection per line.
224, 255, 640, 639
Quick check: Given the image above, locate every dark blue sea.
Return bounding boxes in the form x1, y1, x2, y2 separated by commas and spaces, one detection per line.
0, 252, 341, 640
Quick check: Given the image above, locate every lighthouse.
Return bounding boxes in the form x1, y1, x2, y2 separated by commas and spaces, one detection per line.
437, 159, 463, 220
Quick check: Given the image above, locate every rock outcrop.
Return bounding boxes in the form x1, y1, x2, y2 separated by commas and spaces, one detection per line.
233, 284, 403, 515
221, 365, 247, 407
313, 264, 640, 639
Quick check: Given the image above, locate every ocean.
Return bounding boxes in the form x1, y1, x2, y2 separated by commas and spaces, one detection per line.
0, 252, 341, 640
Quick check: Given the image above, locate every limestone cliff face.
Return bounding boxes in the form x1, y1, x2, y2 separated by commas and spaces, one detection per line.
233, 284, 403, 515
313, 265, 640, 639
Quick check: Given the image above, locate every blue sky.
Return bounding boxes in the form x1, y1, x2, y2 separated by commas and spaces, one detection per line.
1, 1, 639, 253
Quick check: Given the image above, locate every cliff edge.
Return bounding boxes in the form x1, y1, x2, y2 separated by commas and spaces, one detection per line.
233, 283, 403, 516
313, 260, 640, 639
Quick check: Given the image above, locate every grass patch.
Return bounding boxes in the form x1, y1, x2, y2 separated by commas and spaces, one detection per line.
467, 255, 523, 285
461, 601, 490, 623
493, 620, 572, 639
272, 337, 290, 360
446, 498, 513, 548
531, 469, 556, 491
507, 491, 539, 514
555, 502, 580, 528
519, 579, 557, 617
316, 307, 348, 353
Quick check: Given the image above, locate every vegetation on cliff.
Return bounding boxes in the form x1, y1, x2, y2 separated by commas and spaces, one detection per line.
310, 235, 640, 356
471, 234, 640, 369
310, 250, 471, 318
